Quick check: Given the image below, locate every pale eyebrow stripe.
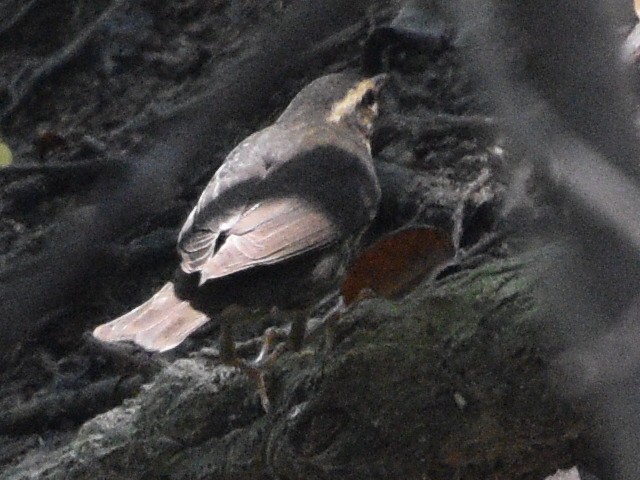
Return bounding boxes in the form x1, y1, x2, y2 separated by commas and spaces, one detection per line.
327, 79, 375, 123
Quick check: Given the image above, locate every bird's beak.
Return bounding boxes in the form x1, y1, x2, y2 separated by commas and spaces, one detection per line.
369, 73, 389, 94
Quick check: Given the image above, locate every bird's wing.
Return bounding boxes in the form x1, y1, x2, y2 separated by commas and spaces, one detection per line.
178, 125, 379, 282
198, 196, 337, 283
177, 125, 304, 273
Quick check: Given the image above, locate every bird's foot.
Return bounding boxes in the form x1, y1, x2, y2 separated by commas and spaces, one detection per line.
252, 325, 288, 367
221, 296, 348, 411
225, 356, 271, 412
219, 321, 272, 411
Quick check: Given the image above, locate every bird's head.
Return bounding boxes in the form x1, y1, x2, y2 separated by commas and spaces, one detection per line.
325, 73, 387, 137
277, 72, 388, 138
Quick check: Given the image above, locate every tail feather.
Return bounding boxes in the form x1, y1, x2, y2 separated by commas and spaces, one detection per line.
134, 298, 210, 352
93, 282, 209, 352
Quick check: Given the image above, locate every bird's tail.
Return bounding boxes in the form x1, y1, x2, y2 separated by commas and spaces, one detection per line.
92, 282, 209, 352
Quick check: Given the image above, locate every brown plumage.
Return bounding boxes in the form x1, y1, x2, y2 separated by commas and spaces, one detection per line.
93, 72, 386, 354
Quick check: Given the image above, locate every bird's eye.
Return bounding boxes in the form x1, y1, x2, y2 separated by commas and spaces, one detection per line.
360, 89, 376, 107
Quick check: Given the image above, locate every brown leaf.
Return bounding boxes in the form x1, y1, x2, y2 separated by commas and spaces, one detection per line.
35, 130, 66, 158
341, 226, 454, 305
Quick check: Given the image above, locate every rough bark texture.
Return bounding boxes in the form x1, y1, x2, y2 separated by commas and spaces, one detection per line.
1, 250, 584, 480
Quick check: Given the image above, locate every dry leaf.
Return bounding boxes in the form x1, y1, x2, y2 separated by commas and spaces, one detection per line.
0, 138, 12, 167
341, 226, 454, 305
35, 130, 66, 158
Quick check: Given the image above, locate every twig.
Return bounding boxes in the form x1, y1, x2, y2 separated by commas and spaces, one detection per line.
375, 160, 460, 230
0, 0, 42, 38
432, 230, 506, 279
414, 111, 497, 132
1, 0, 128, 124
107, 229, 177, 268
0, 158, 127, 181
452, 168, 491, 252
111, 19, 374, 138
0, 375, 144, 435
296, 20, 368, 68
377, 111, 497, 141
373, 111, 497, 156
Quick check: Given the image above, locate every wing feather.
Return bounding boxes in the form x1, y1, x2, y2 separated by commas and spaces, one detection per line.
198, 197, 337, 283
177, 125, 379, 281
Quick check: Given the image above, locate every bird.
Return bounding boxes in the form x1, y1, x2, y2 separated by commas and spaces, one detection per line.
93, 71, 386, 372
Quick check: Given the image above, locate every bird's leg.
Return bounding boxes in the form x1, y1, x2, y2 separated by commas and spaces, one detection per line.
247, 306, 292, 366
219, 318, 271, 412
218, 319, 236, 364
253, 325, 288, 365
287, 315, 307, 351
308, 295, 346, 350
253, 296, 347, 368
250, 310, 306, 369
